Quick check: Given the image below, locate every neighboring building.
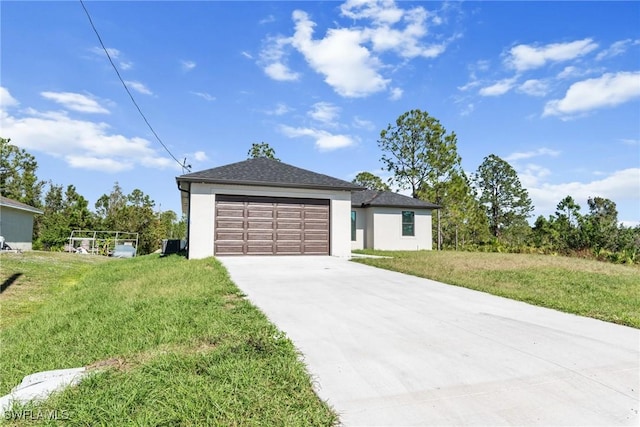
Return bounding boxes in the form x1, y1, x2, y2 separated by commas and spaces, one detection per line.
0, 196, 43, 251
176, 158, 363, 259
351, 189, 439, 251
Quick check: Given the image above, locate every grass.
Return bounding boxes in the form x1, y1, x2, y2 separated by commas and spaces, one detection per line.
353, 250, 640, 328
0, 252, 110, 329
0, 252, 337, 426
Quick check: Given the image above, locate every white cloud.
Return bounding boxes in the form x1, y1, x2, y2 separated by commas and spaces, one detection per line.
352, 116, 376, 131
505, 147, 561, 162
291, 11, 389, 97
525, 168, 640, 222
308, 102, 340, 124
66, 155, 133, 172
340, 0, 404, 25
191, 91, 216, 101
620, 138, 640, 146
543, 71, 640, 117
181, 60, 196, 71
389, 87, 403, 100
479, 77, 517, 96
40, 91, 109, 114
0, 86, 19, 108
260, 14, 276, 25
1, 99, 176, 173
596, 39, 640, 61
517, 79, 549, 97
125, 81, 153, 96
259, 36, 300, 81
264, 62, 300, 82
260, 1, 456, 98
90, 46, 132, 70
505, 38, 598, 71
264, 103, 291, 116
459, 103, 475, 116
241, 51, 253, 59
279, 125, 355, 151
193, 151, 208, 162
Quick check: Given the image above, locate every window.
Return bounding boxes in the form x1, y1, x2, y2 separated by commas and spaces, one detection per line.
351, 211, 356, 241
402, 211, 415, 236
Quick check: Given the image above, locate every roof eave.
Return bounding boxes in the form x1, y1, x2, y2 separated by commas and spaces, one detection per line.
353, 203, 440, 209
176, 176, 363, 192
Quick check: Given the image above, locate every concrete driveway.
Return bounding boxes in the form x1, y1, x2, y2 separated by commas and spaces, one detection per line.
220, 256, 639, 426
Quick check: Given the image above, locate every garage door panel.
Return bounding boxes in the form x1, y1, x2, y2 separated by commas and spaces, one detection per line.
248, 210, 274, 219
247, 244, 275, 254
247, 220, 274, 230
216, 219, 244, 228
216, 208, 245, 218
304, 210, 329, 220
303, 243, 329, 254
304, 230, 328, 240
276, 221, 303, 230
304, 221, 329, 230
277, 210, 303, 219
215, 196, 329, 255
276, 243, 303, 254
247, 231, 274, 241
216, 230, 245, 240
215, 243, 245, 255
276, 231, 302, 241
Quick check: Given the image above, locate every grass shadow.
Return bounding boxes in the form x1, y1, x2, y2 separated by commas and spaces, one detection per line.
1, 273, 23, 294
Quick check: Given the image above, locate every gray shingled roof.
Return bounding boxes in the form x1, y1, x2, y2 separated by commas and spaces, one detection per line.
0, 196, 44, 214
352, 189, 440, 209
177, 158, 364, 191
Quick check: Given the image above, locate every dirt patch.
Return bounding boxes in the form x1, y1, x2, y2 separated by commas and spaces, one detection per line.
86, 340, 221, 372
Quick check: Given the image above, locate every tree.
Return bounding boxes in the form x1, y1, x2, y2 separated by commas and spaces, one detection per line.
378, 110, 460, 199
95, 183, 184, 255
553, 195, 585, 252
247, 142, 279, 160
584, 196, 619, 251
0, 137, 44, 208
352, 171, 390, 191
36, 183, 95, 249
474, 154, 533, 239
378, 110, 462, 249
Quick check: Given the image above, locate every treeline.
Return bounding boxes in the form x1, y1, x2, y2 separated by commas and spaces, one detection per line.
353, 109, 640, 264
1, 137, 185, 255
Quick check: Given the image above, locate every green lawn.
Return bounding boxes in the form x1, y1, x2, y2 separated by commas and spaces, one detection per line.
353, 250, 640, 328
0, 252, 337, 426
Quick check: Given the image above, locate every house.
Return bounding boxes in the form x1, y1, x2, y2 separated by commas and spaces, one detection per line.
176, 158, 363, 259
176, 158, 439, 259
351, 190, 439, 251
0, 196, 44, 251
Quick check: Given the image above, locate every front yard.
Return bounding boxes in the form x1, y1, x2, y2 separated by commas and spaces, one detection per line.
0, 252, 337, 426
353, 250, 640, 328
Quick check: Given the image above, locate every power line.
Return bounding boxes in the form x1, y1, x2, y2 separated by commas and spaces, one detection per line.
78, 0, 191, 173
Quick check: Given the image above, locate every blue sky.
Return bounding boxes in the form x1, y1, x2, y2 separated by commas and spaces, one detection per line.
2, 1, 639, 225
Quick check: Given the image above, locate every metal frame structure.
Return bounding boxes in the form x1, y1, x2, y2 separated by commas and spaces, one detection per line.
67, 230, 139, 256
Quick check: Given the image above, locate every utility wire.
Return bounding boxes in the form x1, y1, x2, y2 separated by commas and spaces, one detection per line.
79, 0, 191, 173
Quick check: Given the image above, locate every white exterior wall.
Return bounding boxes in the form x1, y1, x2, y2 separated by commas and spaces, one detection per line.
371, 207, 432, 251
187, 183, 353, 259
0, 207, 36, 251
350, 207, 366, 250
188, 183, 216, 259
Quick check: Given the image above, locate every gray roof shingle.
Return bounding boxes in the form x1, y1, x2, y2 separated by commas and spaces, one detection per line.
177, 158, 364, 191
351, 189, 440, 209
0, 196, 44, 214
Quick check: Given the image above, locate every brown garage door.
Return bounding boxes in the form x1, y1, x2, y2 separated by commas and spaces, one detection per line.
214, 195, 330, 255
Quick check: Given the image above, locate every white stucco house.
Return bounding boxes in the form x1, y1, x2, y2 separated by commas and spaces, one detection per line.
0, 196, 43, 251
176, 158, 438, 259
351, 190, 439, 251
